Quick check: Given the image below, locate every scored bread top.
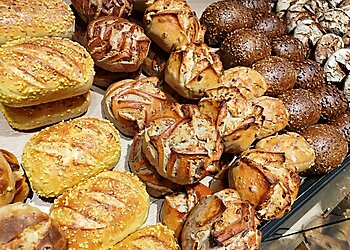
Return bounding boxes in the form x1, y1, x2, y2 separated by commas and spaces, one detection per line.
22, 117, 121, 197
0, 0, 74, 44
50, 170, 150, 249
0, 37, 94, 107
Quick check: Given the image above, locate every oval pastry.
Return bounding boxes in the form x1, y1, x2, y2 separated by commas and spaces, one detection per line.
22, 117, 121, 197
50, 170, 150, 249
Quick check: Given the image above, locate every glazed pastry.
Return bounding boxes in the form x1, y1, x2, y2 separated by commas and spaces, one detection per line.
329, 112, 350, 143
253, 14, 286, 39
271, 35, 308, 62
294, 59, 325, 89
102, 77, 167, 137
165, 42, 224, 99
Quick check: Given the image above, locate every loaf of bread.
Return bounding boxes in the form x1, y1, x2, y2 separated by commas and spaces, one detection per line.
0, 203, 66, 249
0, 37, 94, 107
112, 224, 179, 249
143, 103, 223, 185
1, 91, 91, 130
22, 117, 121, 197
50, 170, 150, 249
102, 77, 167, 136
0, 0, 74, 44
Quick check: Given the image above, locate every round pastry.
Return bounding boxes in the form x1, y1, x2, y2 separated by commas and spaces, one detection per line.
102, 77, 167, 137
144, 0, 203, 53
324, 48, 350, 84
161, 183, 213, 238
22, 117, 121, 197
278, 89, 321, 131
141, 43, 169, 79
253, 14, 286, 39
93, 66, 142, 89
252, 56, 296, 96
293, 19, 324, 49
0, 150, 29, 205
252, 96, 289, 139
181, 189, 261, 249
0, 203, 66, 249
219, 28, 271, 68
71, 0, 132, 22
113, 224, 179, 250
86, 16, 151, 72
318, 8, 349, 36
129, 133, 181, 198
198, 86, 263, 154
294, 59, 325, 89
255, 132, 316, 173
284, 2, 315, 33
271, 35, 308, 62
50, 170, 150, 249
223, 67, 269, 100
329, 112, 350, 143
315, 34, 344, 65
200, 0, 254, 46
301, 124, 348, 175
313, 84, 348, 121
228, 149, 300, 220
142, 104, 223, 185
164, 42, 224, 100
238, 0, 272, 14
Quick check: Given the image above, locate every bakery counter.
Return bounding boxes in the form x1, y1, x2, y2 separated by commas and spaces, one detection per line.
260, 155, 350, 249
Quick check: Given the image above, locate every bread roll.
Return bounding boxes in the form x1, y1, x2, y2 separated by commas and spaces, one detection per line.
144, 0, 203, 53
22, 117, 121, 197
0, 37, 94, 107
129, 133, 181, 198
143, 103, 223, 185
198, 86, 263, 154
181, 189, 261, 250
87, 16, 150, 72
0, 203, 66, 249
255, 132, 315, 172
223, 67, 269, 100
102, 77, 167, 136
1, 91, 91, 130
113, 224, 179, 249
229, 149, 300, 220
0, 150, 29, 205
50, 170, 150, 249
71, 0, 132, 22
165, 42, 224, 99
0, 0, 74, 44
161, 183, 213, 238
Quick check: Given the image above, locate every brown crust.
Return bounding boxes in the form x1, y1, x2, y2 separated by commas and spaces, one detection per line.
329, 111, 350, 143
294, 59, 325, 89
271, 35, 308, 62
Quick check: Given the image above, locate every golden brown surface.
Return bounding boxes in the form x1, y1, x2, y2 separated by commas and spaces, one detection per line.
22, 117, 121, 197
0, 37, 94, 107
113, 223, 179, 249
50, 171, 149, 249
0, 0, 74, 44
1, 91, 91, 131
0, 203, 66, 250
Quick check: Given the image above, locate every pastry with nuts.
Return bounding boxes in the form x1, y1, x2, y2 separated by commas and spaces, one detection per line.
271, 35, 308, 62
253, 13, 286, 39
329, 112, 350, 144
294, 59, 325, 89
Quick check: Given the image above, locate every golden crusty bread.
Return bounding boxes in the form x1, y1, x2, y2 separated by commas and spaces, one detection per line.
112, 223, 179, 249
50, 170, 150, 249
0, 37, 94, 107
22, 117, 121, 197
0, 203, 66, 250
1, 91, 91, 131
0, 0, 74, 44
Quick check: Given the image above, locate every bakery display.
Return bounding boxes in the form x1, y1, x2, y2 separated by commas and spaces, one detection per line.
255, 132, 316, 173
329, 112, 350, 143
144, 0, 203, 53
294, 59, 325, 89
165, 42, 224, 99
86, 16, 150, 72
252, 56, 296, 96
198, 86, 263, 154
22, 117, 121, 197
253, 13, 286, 39
0, 203, 66, 249
0, 0, 74, 44
71, 0, 133, 22
181, 189, 261, 249
50, 170, 149, 249
228, 149, 300, 220
0, 37, 94, 107
271, 35, 308, 62
219, 28, 271, 68
113, 223, 179, 249
301, 124, 348, 175
278, 89, 321, 131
